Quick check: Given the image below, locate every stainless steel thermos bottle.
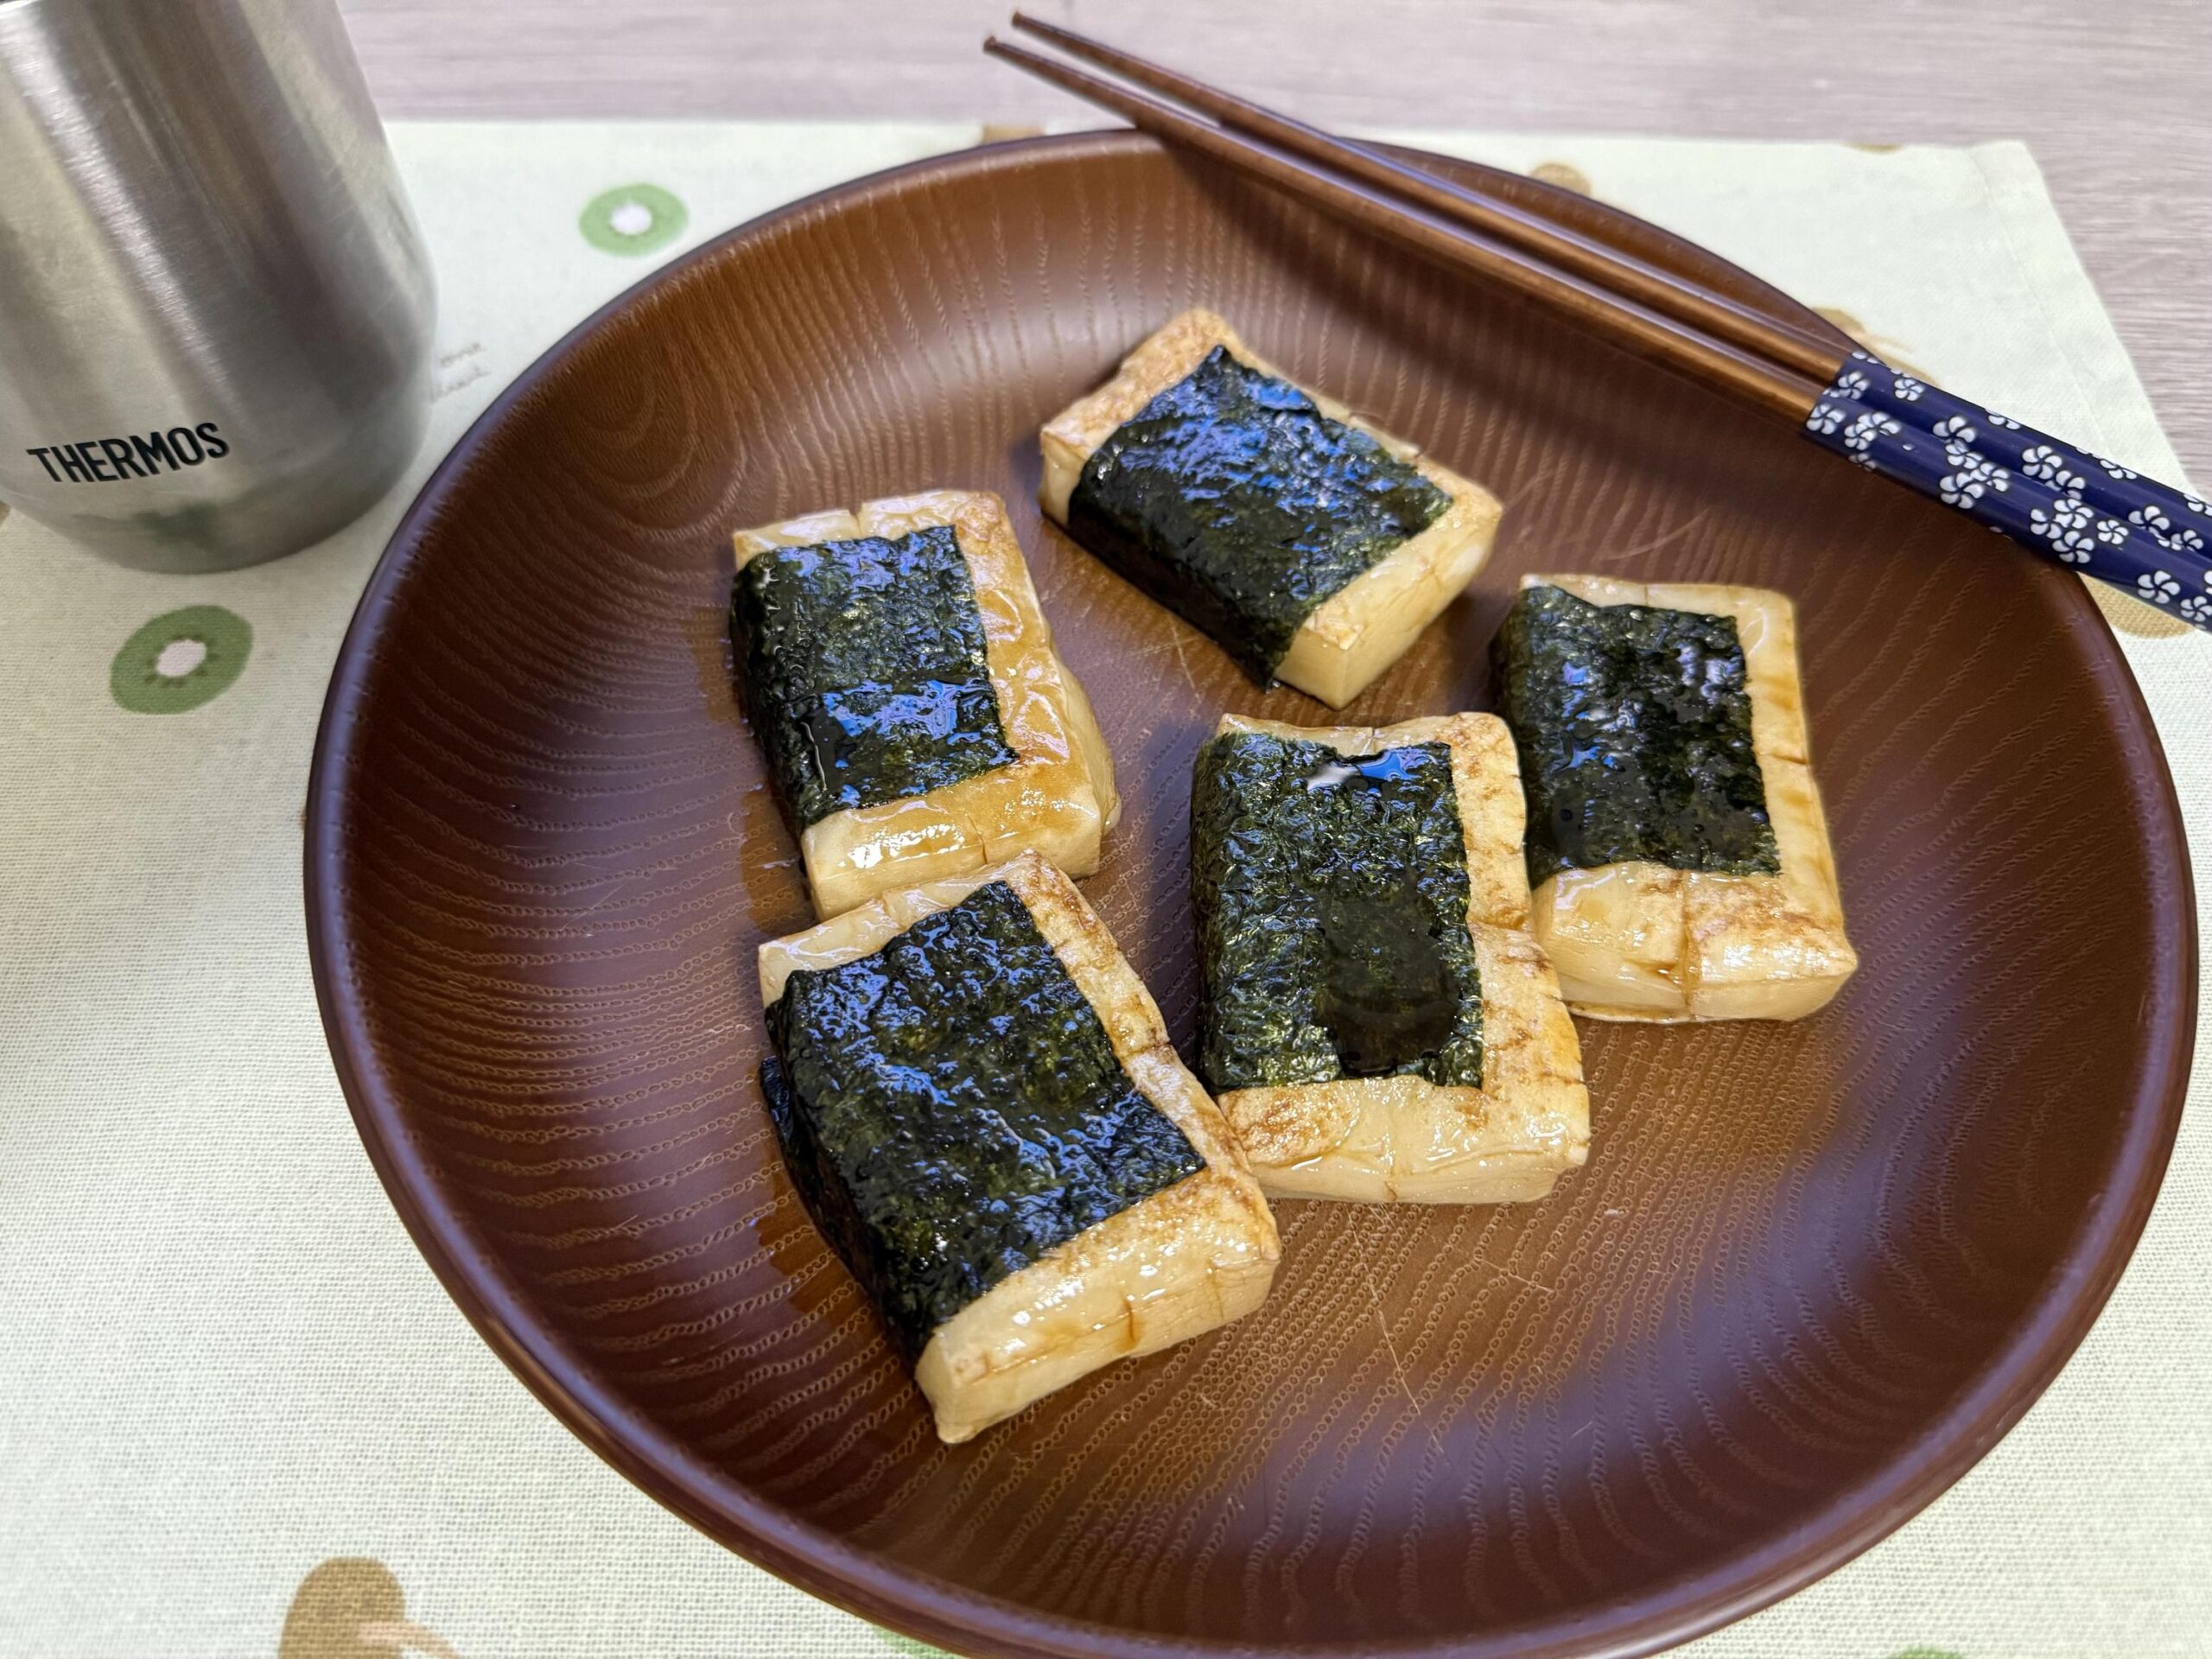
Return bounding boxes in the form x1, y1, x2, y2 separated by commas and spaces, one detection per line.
0, 0, 435, 570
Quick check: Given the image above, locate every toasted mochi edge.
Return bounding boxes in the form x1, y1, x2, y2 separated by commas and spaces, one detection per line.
1532, 861, 1691, 1020
1218, 923, 1589, 1205
732, 507, 863, 566
731, 491, 1110, 918
1055, 647, 1121, 831
1518, 575, 1853, 1020
1278, 467, 1501, 709
917, 1163, 1277, 1442
756, 849, 1280, 1442
1039, 310, 1496, 705
1212, 710, 1529, 928
1039, 308, 1250, 523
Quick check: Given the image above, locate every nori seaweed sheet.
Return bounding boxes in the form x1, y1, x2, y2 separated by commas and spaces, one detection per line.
762, 880, 1205, 1363
1491, 584, 1780, 886
1191, 732, 1482, 1092
1065, 346, 1452, 681
730, 524, 1016, 829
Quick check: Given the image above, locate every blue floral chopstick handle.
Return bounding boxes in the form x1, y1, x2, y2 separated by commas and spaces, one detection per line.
1802, 351, 2212, 627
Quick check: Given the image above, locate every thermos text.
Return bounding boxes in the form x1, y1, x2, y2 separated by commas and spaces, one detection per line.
25, 423, 230, 484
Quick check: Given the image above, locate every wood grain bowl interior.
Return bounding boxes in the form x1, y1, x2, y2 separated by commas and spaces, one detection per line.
305, 133, 2194, 1659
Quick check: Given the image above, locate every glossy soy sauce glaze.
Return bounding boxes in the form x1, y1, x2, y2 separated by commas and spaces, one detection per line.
1066, 346, 1451, 680
761, 880, 1203, 1363
1492, 584, 1780, 886
729, 524, 1015, 828
1191, 733, 1481, 1091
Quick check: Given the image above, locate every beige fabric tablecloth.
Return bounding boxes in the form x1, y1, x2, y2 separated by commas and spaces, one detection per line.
1, 121, 2205, 1659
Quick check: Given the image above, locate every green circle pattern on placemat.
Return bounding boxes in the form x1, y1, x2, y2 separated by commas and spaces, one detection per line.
875, 1630, 951, 1658
110, 605, 251, 714
580, 182, 688, 256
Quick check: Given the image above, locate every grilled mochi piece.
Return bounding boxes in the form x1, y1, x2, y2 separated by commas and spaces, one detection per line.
757, 849, 1280, 1444
1491, 575, 1858, 1023
731, 490, 1118, 919
1190, 713, 1589, 1205
1039, 308, 1502, 708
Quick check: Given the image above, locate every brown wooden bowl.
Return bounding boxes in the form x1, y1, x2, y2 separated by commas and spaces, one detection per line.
305, 133, 2193, 1658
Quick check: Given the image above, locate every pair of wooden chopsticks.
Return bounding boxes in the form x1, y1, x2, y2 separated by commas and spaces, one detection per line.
985, 16, 2212, 633
984, 15, 1844, 426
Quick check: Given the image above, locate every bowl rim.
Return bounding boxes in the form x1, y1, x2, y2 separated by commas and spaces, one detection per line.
304, 128, 2196, 1659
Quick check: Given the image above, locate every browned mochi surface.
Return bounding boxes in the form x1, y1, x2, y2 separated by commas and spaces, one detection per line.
759, 850, 1280, 1443
1510, 575, 1858, 1021
733, 490, 1117, 918
1199, 713, 1591, 1203
1039, 308, 1503, 707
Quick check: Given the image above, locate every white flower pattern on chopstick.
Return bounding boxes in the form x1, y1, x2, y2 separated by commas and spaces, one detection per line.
1842, 411, 1902, 469
2131, 505, 2208, 555
1804, 352, 2212, 632
2021, 445, 2087, 496
2033, 499, 2098, 563
1940, 448, 2009, 506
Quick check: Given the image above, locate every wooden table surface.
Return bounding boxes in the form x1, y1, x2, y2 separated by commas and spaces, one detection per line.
340, 0, 2212, 482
